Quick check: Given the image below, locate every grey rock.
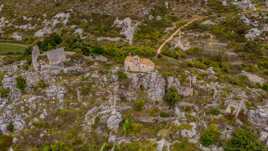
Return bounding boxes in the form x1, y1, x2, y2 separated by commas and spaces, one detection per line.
2, 75, 16, 90
63, 66, 83, 74
32, 46, 40, 72
97, 37, 121, 42
11, 33, 22, 41
201, 20, 216, 25
245, 28, 261, 39
74, 28, 83, 37
106, 111, 122, 132
167, 76, 180, 89
181, 122, 197, 138
148, 15, 154, 20
241, 71, 266, 85
45, 85, 65, 102
46, 48, 66, 65
83, 55, 108, 62
156, 16, 162, 21
248, 105, 268, 126
157, 139, 171, 151
26, 72, 40, 87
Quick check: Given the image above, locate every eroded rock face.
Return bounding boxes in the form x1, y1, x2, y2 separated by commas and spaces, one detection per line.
113, 17, 138, 45
248, 105, 268, 127
106, 111, 122, 132
127, 71, 165, 101
167, 76, 193, 97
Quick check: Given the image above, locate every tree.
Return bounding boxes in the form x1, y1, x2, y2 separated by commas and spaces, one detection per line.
164, 87, 181, 107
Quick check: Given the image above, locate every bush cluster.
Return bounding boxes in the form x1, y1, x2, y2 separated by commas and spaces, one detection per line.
0, 88, 10, 98
16, 76, 27, 90
37, 33, 62, 51
162, 48, 186, 59
211, 15, 249, 42
117, 71, 128, 81
224, 129, 267, 151
200, 124, 220, 147
133, 99, 145, 111
81, 45, 156, 62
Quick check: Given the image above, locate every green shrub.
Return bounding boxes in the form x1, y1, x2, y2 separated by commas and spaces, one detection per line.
40, 142, 74, 151
224, 128, 267, 151
37, 33, 62, 51
6, 123, 14, 132
122, 119, 132, 135
262, 82, 268, 91
88, 45, 156, 62
200, 124, 220, 147
171, 141, 199, 151
135, 18, 172, 46
210, 109, 220, 116
230, 75, 251, 87
23, 46, 32, 55
186, 60, 207, 69
185, 21, 209, 32
119, 142, 139, 151
162, 49, 185, 59
41, 146, 51, 151
51, 142, 66, 151
207, 0, 239, 13
0, 73, 5, 86
211, 16, 249, 42
186, 47, 203, 56
0, 88, 10, 98
160, 112, 170, 118
118, 141, 156, 151
92, 46, 105, 54
100, 143, 113, 151
164, 87, 181, 107
133, 99, 145, 111
16, 76, 27, 90
117, 71, 127, 81
39, 80, 46, 88
0, 135, 12, 151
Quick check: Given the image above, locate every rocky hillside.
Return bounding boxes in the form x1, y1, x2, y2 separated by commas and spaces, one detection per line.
0, 0, 268, 151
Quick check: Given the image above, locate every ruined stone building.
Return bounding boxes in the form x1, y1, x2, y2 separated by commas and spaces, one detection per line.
124, 56, 155, 72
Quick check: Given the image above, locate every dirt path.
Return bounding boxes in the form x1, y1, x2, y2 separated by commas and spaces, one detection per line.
156, 16, 202, 57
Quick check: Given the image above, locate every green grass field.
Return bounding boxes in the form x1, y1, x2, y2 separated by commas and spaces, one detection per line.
0, 42, 27, 54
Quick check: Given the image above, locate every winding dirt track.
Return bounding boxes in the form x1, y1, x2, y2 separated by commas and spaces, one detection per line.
156, 16, 202, 57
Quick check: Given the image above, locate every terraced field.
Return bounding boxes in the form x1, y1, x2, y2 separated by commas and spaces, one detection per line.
0, 42, 27, 54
